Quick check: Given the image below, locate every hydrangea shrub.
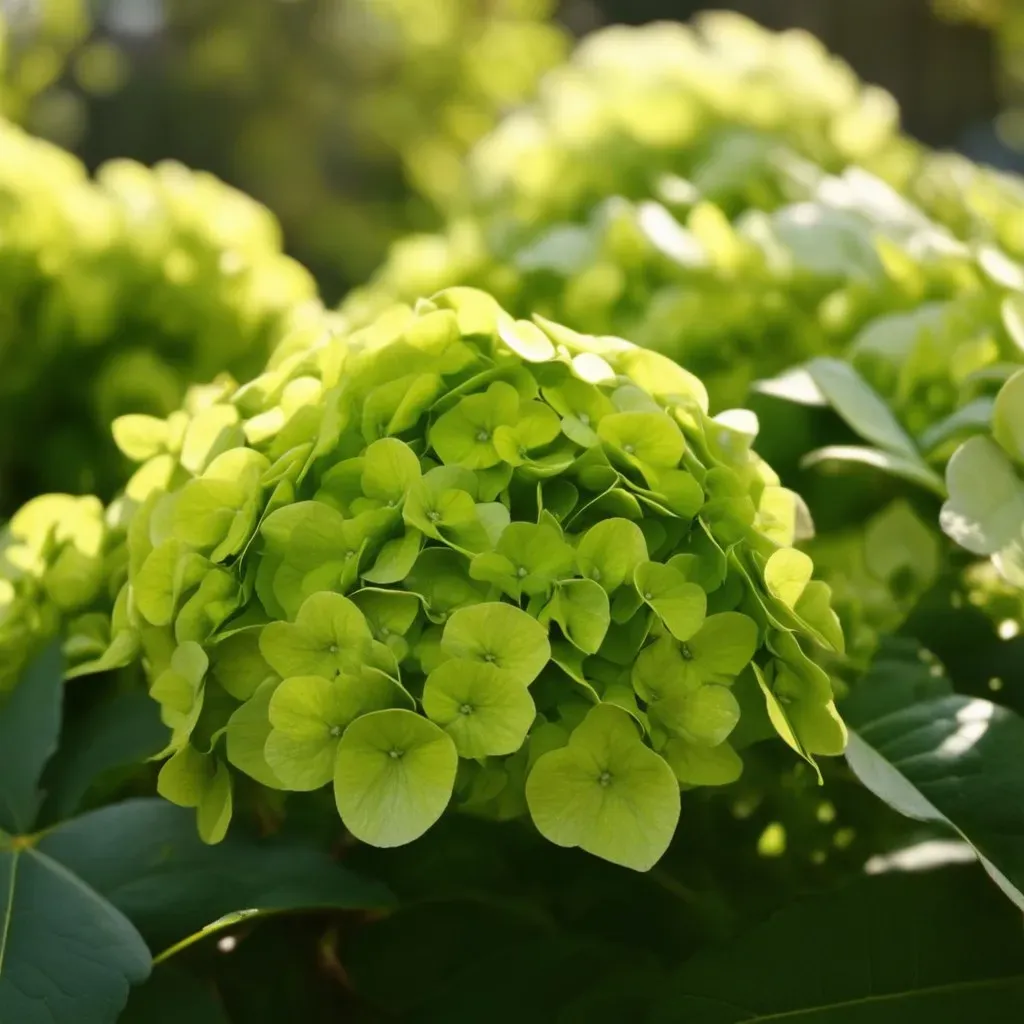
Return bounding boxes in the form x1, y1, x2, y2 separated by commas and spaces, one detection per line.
78, 288, 849, 871
0, 119, 317, 510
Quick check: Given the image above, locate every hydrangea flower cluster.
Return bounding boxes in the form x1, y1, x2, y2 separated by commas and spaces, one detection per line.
0, 118, 316, 510
89, 289, 845, 871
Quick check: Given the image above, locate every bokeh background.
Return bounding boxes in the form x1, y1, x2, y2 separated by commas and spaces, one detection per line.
3, 0, 1019, 303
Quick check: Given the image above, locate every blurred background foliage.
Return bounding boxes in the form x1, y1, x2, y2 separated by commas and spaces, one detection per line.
1, 0, 1017, 300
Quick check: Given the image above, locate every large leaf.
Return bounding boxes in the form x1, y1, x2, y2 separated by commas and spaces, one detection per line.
41, 690, 169, 822
806, 357, 920, 458
0, 840, 151, 1024
0, 643, 63, 833
39, 799, 395, 955
651, 867, 1024, 1022
843, 649, 1024, 910
121, 965, 230, 1024
801, 444, 945, 495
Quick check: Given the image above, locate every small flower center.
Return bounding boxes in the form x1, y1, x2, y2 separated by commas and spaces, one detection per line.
680, 643, 693, 661
476, 430, 491, 443
388, 749, 404, 760
427, 510, 441, 522
597, 771, 612, 788
516, 566, 528, 578
623, 444, 635, 455
579, 413, 590, 425
459, 704, 474, 716
329, 725, 342, 738
643, 591, 652, 600
329, 644, 339, 654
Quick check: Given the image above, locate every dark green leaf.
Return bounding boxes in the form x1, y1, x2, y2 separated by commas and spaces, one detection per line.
844, 649, 1024, 910
121, 965, 230, 1024
41, 691, 169, 823
0, 643, 63, 834
38, 799, 394, 953
0, 842, 151, 1024
651, 867, 1024, 1022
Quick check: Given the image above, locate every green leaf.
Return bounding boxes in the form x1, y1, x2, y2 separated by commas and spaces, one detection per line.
0, 643, 63, 834
41, 692, 168, 823
576, 518, 649, 593
39, 799, 394, 953
121, 966, 229, 1024
334, 709, 458, 848
525, 703, 679, 871
634, 561, 707, 642
651, 867, 1024, 1022
940, 436, 1024, 580
0, 842, 151, 1024
844, 654, 1024, 911
441, 602, 551, 686
806, 356, 919, 458
422, 660, 536, 758
801, 445, 946, 495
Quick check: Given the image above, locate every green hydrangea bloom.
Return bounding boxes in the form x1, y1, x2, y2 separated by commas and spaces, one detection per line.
0, 118, 317, 512
0, 493, 124, 692
68, 289, 844, 870
341, 14, 1024, 666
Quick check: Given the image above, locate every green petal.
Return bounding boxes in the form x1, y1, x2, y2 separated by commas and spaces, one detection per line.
429, 381, 520, 469
404, 547, 492, 620
497, 316, 556, 362
689, 612, 760, 678
226, 679, 287, 789
211, 630, 276, 701
259, 591, 373, 679
662, 737, 742, 786
441, 602, 551, 686
334, 709, 458, 847
634, 561, 707, 642
632, 635, 700, 705
422, 659, 537, 758
763, 548, 814, 608
112, 413, 169, 462
525, 704, 679, 871
666, 683, 740, 746
361, 437, 422, 503
598, 411, 685, 470
542, 578, 611, 655
576, 518, 649, 593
